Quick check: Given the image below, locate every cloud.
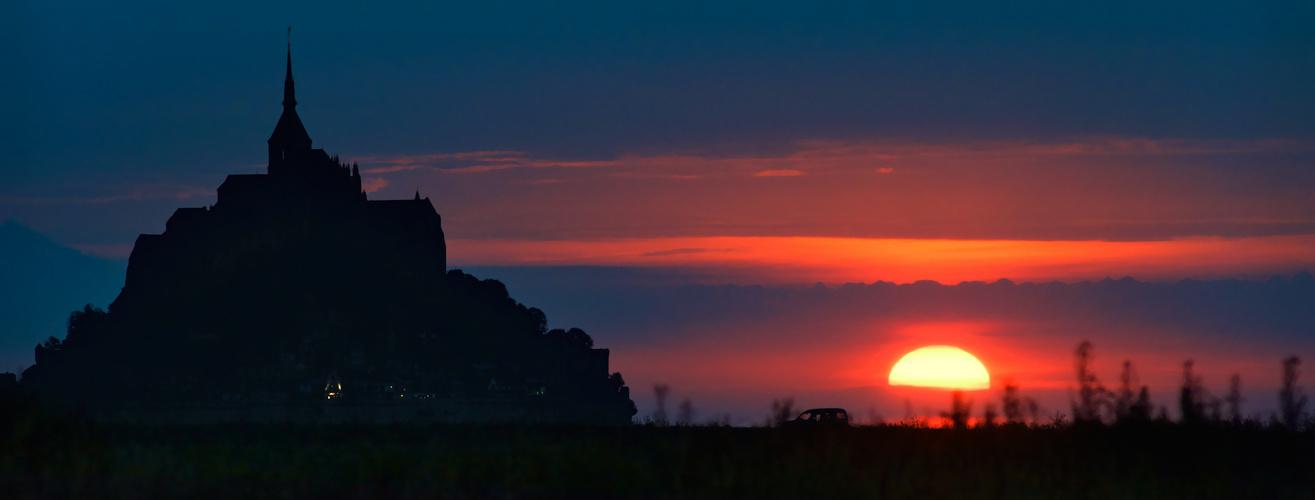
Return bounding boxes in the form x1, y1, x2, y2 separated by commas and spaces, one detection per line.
29, 136, 1306, 255
355, 151, 525, 165
360, 164, 430, 174
358, 151, 622, 175
361, 177, 390, 193
173, 187, 213, 199
752, 169, 804, 177
639, 247, 738, 257
356, 137, 1308, 186
446, 235, 1315, 285
367, 136, 1315, 242
608, 173, 702, 180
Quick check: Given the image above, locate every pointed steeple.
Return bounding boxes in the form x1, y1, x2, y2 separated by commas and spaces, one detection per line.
267, 29, 313, 172
283, 43, 297, 109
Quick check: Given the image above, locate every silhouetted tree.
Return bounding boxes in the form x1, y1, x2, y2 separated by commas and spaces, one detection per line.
1115, 360, 1152, 422
606, 372, 637, 419
1002, 383, 1024, 423
1179, 360, 1206, 425
1225, 373, 1243, 423
943, 390, 972, 430
608, 372, 627, 393
981, 403, 997, 428
1048, 411, 1069, 428
653, 384, 670, 426
526, 307, 547, 335
545, 328, 594, 350
566, 328, 593, 349
1071, 341, 1109, 423
865, 408, 882, 426
1115, 360, 1134, 419
33, 337, 63, 365
65, 304, 108, 347
1134, 387, 1152, 421
768, 398, 796, 427
677, 398, 694, 426
1279, 356, 1307, 430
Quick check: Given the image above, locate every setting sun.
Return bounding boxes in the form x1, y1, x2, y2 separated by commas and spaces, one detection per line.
888, 345, 990, 390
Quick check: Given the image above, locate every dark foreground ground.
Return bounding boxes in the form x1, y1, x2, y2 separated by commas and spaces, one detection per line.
4, 400, 1314, 499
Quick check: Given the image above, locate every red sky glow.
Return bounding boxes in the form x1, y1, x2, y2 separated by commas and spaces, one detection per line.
449, 235, 1315, 284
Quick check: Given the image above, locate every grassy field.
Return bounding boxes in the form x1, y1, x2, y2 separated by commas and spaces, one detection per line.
4, 395, 1314, 500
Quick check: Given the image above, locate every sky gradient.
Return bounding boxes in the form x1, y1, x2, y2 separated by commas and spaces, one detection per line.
3, 0, 1314, 423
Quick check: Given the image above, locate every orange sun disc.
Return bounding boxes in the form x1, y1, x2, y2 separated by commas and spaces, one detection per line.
888, 345, 990, 390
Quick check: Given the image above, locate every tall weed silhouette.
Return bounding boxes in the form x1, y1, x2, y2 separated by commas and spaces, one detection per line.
1279, 356, 1307, 430
767, 398, 796, 427
1114, 360, 1153, 422
653, 383, 670, 426
942, 390, 972, 429
1225, 373, 1243, 424
1071, 341, 1110, 422
677, 398, 695, 426
1179, 360, 1206, 425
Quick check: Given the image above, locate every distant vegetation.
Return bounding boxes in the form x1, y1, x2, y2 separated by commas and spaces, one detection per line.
4, 397, 1313, 498
638, 341, 1311, 431
3, 340, 1314, 498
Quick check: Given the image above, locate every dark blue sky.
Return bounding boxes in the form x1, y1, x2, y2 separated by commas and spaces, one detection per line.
5, 0, 1312, 178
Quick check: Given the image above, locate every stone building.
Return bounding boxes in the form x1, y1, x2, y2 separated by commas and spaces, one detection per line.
21, 47, 636, 425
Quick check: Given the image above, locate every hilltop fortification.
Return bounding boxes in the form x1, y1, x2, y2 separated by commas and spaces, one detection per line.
20, 47, 636, 425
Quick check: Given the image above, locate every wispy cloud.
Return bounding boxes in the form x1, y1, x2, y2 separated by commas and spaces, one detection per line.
355, 150, 524, 165
448, 235, 1315, 285
356, 137, 1309, 182
753, 169, 805, 177
360, 164, 430, 174
361, 177, 389, 193
343, 136, 1315, 243
639, 247, 739, 257
358, 150, 622, 175
608, 173, 703, 180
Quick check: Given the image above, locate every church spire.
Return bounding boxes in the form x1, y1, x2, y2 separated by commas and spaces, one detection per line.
283, 28, 296, 109
267, 27, 313, 172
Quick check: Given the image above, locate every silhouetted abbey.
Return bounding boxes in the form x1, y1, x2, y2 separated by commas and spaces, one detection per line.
21, 47, 636, 425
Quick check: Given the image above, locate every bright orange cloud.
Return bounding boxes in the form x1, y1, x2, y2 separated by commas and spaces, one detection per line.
753, 169, 805, 177
448, 235, 1315, 284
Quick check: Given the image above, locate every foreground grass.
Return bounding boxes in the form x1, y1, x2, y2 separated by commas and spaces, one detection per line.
4, 404, 1314, 500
